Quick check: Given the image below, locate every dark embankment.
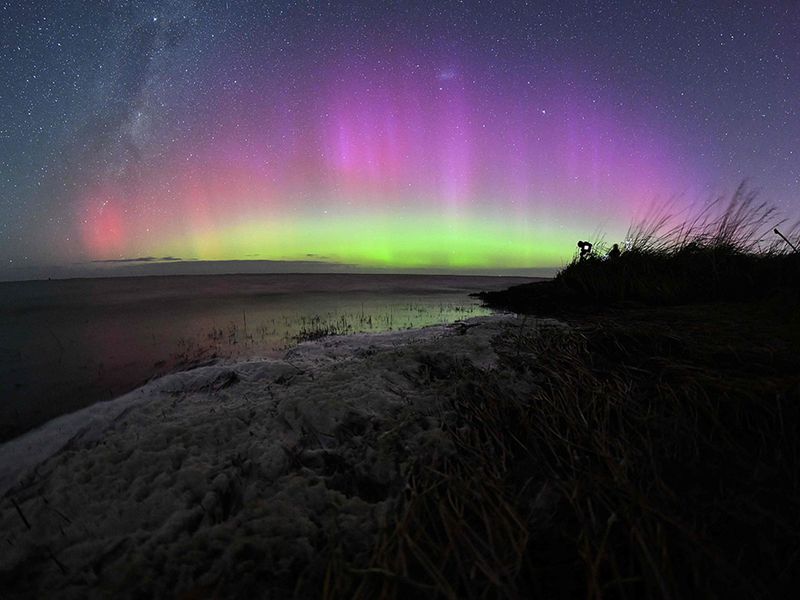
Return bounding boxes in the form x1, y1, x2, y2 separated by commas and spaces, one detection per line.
479, 248, 799, 315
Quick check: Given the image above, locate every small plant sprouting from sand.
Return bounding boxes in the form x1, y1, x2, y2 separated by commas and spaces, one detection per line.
160, 302, 491, 366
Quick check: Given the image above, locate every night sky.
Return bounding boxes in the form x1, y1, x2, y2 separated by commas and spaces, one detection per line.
1, 1, 798, 277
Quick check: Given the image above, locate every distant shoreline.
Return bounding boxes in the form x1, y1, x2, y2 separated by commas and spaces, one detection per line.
0, 266, 557, 284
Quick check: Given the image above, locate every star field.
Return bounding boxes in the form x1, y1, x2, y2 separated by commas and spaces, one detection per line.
1, 1, 798, 275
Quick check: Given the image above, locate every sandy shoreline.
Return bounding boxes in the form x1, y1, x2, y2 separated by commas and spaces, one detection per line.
0, 314, 565, 598
2, 273, 533, 443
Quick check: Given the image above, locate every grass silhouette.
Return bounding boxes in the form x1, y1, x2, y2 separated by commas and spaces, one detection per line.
481, 182, 799, 312
325, 185, 800, 598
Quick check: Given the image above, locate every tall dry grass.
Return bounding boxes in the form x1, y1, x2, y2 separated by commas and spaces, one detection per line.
480, 183, 799, 312
624, 182, 793, 254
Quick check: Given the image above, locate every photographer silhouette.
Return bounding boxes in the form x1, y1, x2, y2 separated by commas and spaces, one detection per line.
577, 240, 593, 261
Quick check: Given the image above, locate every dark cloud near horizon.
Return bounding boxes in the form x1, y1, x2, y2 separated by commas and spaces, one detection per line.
91, 256, 184, 263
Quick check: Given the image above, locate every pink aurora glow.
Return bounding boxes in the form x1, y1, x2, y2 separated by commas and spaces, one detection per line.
77, 53, 705, 263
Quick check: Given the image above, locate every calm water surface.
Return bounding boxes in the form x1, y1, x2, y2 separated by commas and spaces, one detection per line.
0, 273, 532, 441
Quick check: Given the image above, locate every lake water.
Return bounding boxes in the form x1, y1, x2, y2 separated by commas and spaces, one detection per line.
0, 273, 532, 441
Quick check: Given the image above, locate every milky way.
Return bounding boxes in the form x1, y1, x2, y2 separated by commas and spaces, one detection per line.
2, 1, 798, 275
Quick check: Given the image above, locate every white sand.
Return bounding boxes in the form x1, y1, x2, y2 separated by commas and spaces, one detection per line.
0, 314, 564, 598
